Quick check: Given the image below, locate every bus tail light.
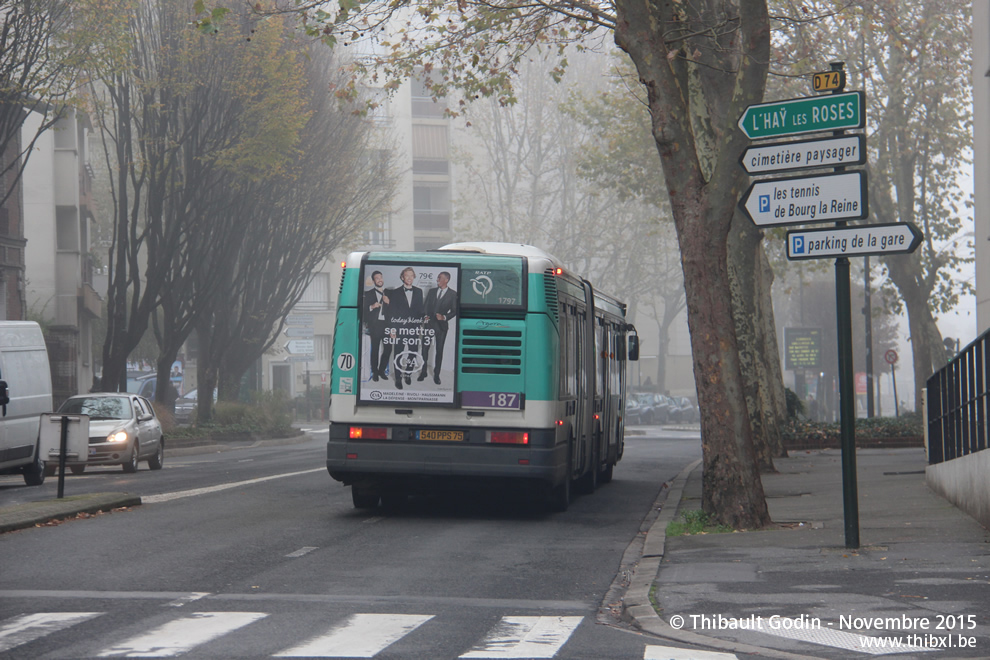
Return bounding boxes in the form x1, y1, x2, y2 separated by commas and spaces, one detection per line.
350, 426, 388, 439
491, 431, 529, 445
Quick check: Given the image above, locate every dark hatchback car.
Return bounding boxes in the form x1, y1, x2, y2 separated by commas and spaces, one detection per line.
49, 393, 165, 474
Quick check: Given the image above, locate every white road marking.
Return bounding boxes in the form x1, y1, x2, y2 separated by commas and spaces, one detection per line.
0, 612, 102, 653
751, 617, 933, 656
459, 615, 583, 659
164, 592, 209, 607
645, 646, 738, 659
274, 613, 433, 658
97, 611, 267, 657
142, 468, 324, 503
285, 546, 318, 558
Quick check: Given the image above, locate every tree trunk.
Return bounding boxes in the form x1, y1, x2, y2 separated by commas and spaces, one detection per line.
759, 245, 789, 453
727, 214, 783, 471
613, 0, 772, 528
195, 321, 218, 425
885, 258, 944, 412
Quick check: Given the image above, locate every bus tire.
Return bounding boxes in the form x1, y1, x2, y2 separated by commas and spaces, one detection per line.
598, 462, 614, 484
577, 436, 599, 495
548, 476, 570, 512
352, 486, 380, 509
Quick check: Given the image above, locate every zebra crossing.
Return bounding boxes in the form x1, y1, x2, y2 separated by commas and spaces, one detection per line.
1, 611, 584, 658
0, 609, 734, 658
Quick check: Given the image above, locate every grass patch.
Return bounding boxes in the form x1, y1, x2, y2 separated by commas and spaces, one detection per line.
666, 509, 735, 536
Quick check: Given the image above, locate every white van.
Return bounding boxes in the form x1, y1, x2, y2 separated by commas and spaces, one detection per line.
0, 321, 52, 485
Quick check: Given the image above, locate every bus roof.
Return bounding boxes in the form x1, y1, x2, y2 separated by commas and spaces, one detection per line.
437, 242, 563, 265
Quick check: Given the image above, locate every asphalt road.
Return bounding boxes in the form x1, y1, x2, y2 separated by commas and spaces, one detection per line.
0, 427, 702, 659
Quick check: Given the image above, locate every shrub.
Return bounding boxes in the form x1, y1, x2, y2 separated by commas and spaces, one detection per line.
785, 388, 806, 421
781, 415, 923, 445
666, 509, 734, 536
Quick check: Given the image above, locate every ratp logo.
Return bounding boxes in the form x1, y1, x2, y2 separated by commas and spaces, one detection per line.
471, 275, 494, 300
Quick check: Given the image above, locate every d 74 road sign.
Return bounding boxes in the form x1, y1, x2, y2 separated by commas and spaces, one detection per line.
786, 222, 922, 260
739, 171, 868, 227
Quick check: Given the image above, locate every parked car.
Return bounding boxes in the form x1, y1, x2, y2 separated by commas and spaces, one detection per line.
626, 392, 667, 424
49, 393, 164, 474
650, 394, 676, 424
670, 396, 700, 423
173, 388, 216, 425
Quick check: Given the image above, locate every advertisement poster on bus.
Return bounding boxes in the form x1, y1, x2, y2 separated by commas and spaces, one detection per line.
359, 261, 459, 405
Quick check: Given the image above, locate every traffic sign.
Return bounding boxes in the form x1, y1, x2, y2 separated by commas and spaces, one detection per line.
739, 171, 868, 227
812, 70, 845, 93
285, 339, 315, 354
285, 314, 314, 326
284, 327, 314, 338
884, 349, 899, 365
740, 135, 866, 175
786, 222, 922, 260
738, 91, 865, 140
284, 355, 313, 363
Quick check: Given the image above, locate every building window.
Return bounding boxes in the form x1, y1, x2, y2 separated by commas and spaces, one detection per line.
413, 184, 450, 231
56, 209, 79, 251
296, 273, 330, 311
363, 215, 392, 248
411, 73, 447, 118
314, 335, 331, 371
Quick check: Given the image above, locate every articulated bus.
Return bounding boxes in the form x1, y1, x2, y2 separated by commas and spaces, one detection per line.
326, 242, 639, 511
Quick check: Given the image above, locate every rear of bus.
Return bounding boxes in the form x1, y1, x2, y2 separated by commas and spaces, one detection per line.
325, 247, 568, 508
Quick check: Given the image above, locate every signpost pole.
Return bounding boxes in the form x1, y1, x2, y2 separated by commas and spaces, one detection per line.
835, 246, 860, 548
865, 255, 875, 418
827, 62, 860, 549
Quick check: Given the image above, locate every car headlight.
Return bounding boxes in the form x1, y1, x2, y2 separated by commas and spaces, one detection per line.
107, 430, 129, 443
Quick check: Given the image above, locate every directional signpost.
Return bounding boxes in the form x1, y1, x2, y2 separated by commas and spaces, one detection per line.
736, 63, 920, 550
787, 223, 923, 260
739, 171, 867, 227
284, 314, 315, 363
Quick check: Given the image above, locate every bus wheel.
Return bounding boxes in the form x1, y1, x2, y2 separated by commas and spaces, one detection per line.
577, 442, 598, 495
352, 487, 380, 509
548, 477, 570, 512
598, 462, 614, 484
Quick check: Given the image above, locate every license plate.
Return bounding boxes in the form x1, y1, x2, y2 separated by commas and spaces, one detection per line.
417, 429, 464, 442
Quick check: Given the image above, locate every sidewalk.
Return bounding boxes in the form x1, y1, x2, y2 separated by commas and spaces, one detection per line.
626, 448, 990, 659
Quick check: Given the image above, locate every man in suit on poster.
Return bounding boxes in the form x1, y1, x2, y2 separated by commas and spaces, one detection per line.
388, 266, 425, 388
363, 270, 391, 381
419, 271, 457, 385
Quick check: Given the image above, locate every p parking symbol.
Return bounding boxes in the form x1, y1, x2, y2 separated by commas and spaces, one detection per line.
792, 236, 805, 254
759, 195, 771, 213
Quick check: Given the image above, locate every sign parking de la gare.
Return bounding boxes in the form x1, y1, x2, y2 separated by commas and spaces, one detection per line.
786, 222, 923, 260
738, 91, 865, 140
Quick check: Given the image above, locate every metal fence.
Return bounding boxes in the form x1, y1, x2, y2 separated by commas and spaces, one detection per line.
927, 328, 989, 465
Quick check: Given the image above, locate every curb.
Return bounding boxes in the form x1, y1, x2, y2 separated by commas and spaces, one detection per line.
0, 492, 142, 534
165, 431, 312, 457
624, 459, 824, 660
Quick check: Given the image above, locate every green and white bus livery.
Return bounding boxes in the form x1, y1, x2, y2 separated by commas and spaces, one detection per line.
326, 242, 639, 511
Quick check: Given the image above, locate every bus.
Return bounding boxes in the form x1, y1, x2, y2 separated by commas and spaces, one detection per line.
326, 242, 639, 511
